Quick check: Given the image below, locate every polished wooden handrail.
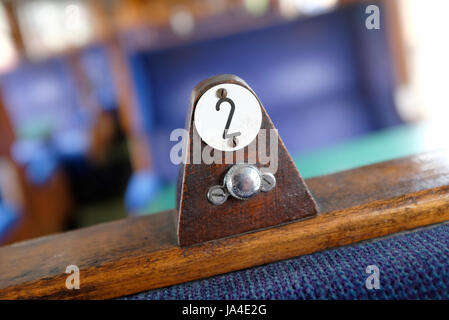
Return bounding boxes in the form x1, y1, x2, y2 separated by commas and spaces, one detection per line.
1, 150, 449, 299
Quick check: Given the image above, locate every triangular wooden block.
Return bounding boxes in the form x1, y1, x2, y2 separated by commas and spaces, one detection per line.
176, 75, 317, 246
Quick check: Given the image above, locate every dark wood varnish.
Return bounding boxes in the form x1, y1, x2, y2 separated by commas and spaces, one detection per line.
177, 75, 318, 246
1, 151, 449, 299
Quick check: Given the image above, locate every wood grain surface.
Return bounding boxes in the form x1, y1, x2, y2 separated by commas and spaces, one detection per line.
1, 150, 449, 299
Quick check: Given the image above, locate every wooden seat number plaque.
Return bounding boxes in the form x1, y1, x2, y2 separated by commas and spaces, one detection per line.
176, 74, 318, 246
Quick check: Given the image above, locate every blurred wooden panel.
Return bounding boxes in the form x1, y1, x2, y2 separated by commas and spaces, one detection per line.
0, 96, 14, 156
1, 164, 73, 245
0, 85, 73, 245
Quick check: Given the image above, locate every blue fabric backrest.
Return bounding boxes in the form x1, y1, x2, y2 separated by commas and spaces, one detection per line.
0, 58, 86, 139
79, 45, 118, 112
124, 222, 449, 300
0, 58, 93, 183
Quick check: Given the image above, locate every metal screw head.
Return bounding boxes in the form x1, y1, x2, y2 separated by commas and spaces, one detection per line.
207, 185, 228, 205
224, 164, 261, 200
260, 172, 276, 192
227, 136, 238, 148
216, 88, 227, 98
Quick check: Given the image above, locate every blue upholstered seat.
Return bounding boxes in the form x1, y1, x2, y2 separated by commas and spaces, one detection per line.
0, 202, 19, 243
124, 223, 449, 299
126, 3, 401, 185
0, 58, 94, 185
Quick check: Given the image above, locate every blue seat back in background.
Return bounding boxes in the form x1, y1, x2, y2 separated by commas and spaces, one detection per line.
79, 45, 118, 112
0, 58, 92, 184
128, 4, 401, 183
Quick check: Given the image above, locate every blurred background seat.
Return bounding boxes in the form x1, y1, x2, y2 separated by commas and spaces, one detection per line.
0, 195, 19, 243
0, 0, 448, 244
125, 3, 401, 185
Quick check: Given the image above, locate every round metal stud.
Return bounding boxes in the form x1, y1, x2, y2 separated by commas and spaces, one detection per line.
207, 165, 276, 205
216, 88, 227, 98
260, 172, 276, 192
207, 185, 229, 205
224, 164, 262, 200
227, 136, 238, 148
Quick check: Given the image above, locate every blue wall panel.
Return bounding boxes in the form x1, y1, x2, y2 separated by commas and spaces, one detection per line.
128, 4, 401, 182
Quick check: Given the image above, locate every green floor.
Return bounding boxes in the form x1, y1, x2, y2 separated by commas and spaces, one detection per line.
76, 198, 127, 227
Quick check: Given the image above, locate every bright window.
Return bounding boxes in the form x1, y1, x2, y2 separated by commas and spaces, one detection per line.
17, 0, 94, 59
0, 3, 18, 72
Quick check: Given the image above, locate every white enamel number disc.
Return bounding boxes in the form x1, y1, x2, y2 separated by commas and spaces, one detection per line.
194, 83, 262, 152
